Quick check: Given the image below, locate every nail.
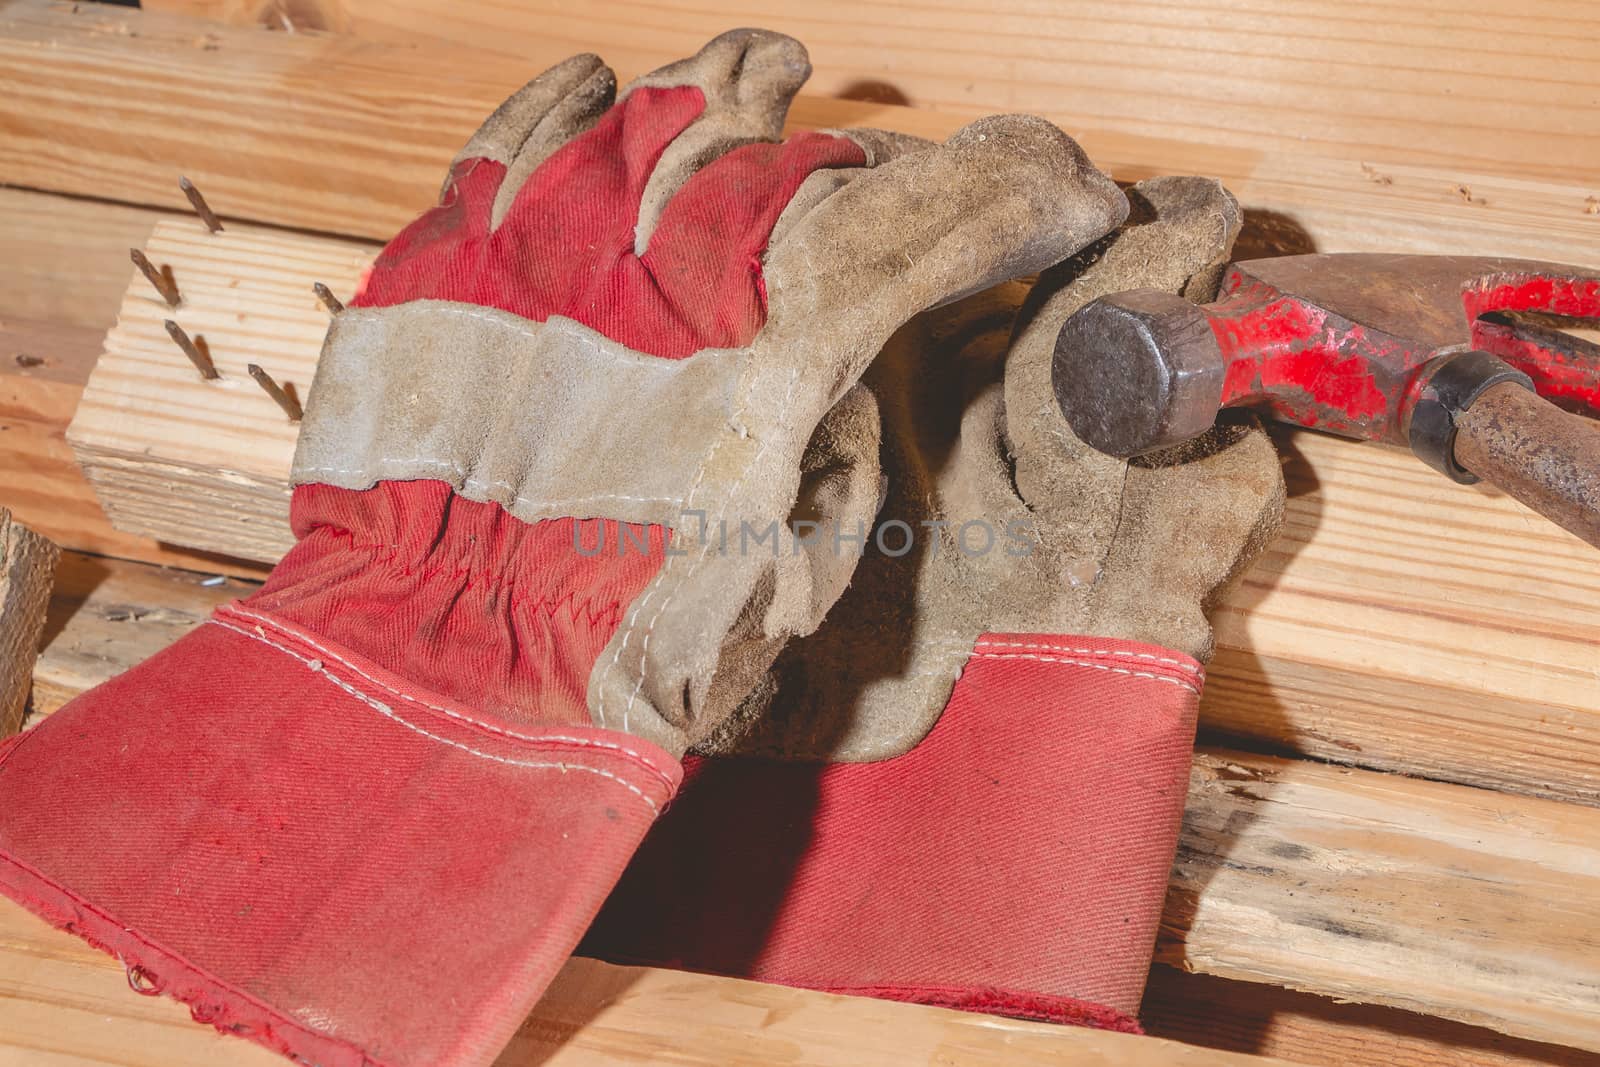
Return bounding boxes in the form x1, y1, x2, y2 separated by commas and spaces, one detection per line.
179, 176, 223, 233
312, 282, 344, 315
164, 320, 219, 380
248, 363, 303, 421
131, 248, 181, 307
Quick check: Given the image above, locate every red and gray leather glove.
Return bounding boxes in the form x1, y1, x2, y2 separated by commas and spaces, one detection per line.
0, 30, 1127, 1067
584, 177, 1286, 1030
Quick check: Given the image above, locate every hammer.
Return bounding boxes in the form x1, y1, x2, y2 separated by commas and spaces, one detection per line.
1053, 253, 1600, 547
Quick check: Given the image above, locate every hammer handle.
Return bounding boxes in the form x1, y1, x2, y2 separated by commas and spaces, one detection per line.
1453, 382, 1600, 547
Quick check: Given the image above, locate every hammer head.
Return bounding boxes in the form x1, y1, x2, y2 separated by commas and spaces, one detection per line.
1054, 253, 1600, 457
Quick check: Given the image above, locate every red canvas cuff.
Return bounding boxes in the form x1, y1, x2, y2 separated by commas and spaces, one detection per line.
584, 632, 1201, 1026
0, 604, 678, 1067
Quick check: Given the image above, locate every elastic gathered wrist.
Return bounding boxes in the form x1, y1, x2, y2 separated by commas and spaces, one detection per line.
249, 480, 668, 729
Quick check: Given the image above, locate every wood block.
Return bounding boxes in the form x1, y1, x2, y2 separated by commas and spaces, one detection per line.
4, 1, 1598, 266
27, 555, 1600, 1050
0, 509, 57, 736
72, 221, 1600, 808
69, 220, 371, 563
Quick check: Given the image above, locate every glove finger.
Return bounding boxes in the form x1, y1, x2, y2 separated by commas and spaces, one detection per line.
1008, 175, 1243, 511
695, 381, 883, 755
622, 28, 812, 254
360, 55, 619, 307
1092, 419, 1285, 662
487, 59, 620, 228
999, 174, 1285, 661
638, 131, 866, 341
765, 128, 935, 250
761, 114, 1128, 403
452, 53, 616, 200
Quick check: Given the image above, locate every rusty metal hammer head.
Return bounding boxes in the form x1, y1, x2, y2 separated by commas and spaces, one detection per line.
1052, 252, 1600, 477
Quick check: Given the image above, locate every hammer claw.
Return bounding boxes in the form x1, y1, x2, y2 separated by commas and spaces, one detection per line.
1474, 311, 1600, 418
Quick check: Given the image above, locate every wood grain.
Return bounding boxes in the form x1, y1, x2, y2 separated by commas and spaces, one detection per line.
25, 554, 1600, 1051
0, 509, 56, 736
1167, 750, 1600, 1051
0, 896, 1295, 1067
5, 1, 1598, 266
69, 219, 370, 562
147, 0, 1600, 185
1203, 427, 1600, 801
70, 219, 1600, 804
0, 189, 271, 576
29, 551, 244, 717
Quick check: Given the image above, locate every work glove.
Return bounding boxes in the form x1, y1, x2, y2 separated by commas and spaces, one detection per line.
0, 30, 1128, 1067
584, 176, 1286, 1030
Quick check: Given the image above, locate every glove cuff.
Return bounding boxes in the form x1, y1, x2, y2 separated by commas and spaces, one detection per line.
584, 631, 1199, 1025
0, 605, 678, 1067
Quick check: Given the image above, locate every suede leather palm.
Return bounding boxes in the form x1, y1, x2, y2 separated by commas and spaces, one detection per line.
0, 29, 1128, 1067
584, 177, 1288, 1030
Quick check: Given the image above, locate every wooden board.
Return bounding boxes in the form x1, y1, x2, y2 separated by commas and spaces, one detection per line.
0, 187, 160, 334
148, 0, 1600, 185
26, 554, 1600, 1051
29, 551, 245, 717
1141, 969, 1600, 1067
1203, 428, 1600, 801
69, 219, 1600, 807
3, 1, 1598, 266
0, 509, 56, 736
0, 897, 1295, 1067
1164, 751, 1600, 1051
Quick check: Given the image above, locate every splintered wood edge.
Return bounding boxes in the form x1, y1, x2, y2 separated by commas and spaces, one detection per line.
1171, 750, 1600, 1052
0, 510, 59, 736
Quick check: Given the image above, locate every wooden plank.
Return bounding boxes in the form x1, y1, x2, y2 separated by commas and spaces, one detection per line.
27, 555, 1600, 1051
0, 187, 159, 333
0, 189, 271, 577
4, 1, 1598, 266
1142, 968, 1600, 1067
0, 897, 1292, 1067
148, 0, 1600, 186
1165, 750, 1600, 1052
1201, 427, 1600, 801
29, 551, 244, 717
69, 219, 1600, 805
0, 509, 56, 736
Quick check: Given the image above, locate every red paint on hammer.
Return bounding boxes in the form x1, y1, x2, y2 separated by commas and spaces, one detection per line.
1209, 285, 1392, 434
